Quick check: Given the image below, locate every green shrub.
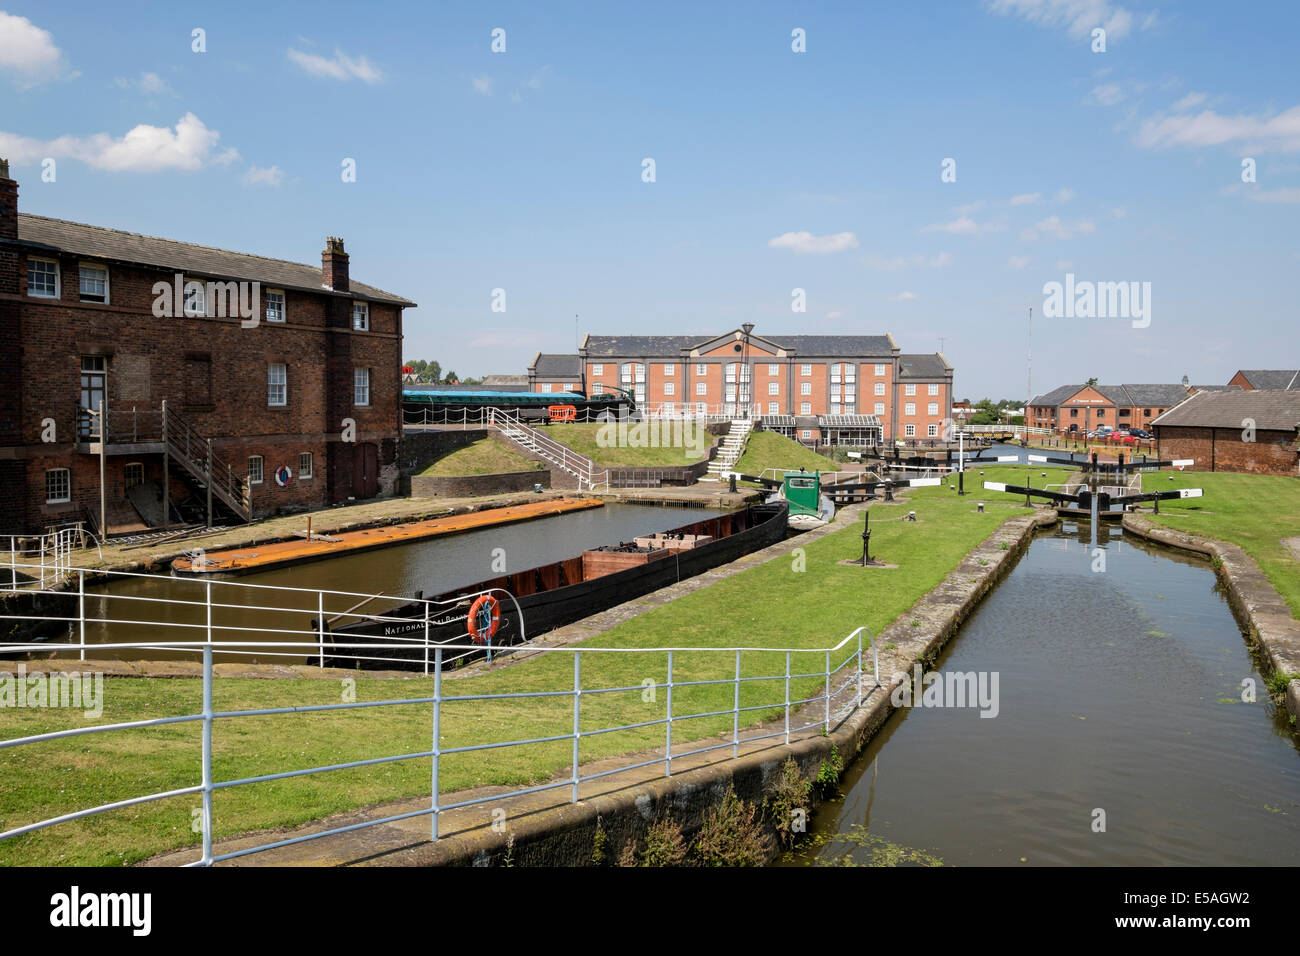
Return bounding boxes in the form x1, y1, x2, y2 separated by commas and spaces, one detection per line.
766, 758, 811, 849
638, 815, 687, 867
693, 787, 769, 866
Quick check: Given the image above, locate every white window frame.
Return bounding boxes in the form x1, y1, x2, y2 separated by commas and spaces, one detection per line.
768, 382, 779, 396
768, 401, 778, 415
27, 257, 59, 299
874, 382, 885, 396
695, 382, 707, 396
801, 364, 812, 376
663, 364, 674, 376
905, 384, 916, 396
928, 383, 939, 396
268, 363, 287, 406
801, 402, 811, 415
591, 364, 603, 376
352, 301, 369, 331
542, 383, 552, 393
928, 423, 939, 437
801, 382, 812, 395
183, 281, 206, 317
874, 364, 886, 376
928, 402, 939, 416
874, 402, 885, 415
905, 424, 916, 437
299, 452, 313, 480
354, 367, 371, 406
768, 363, 779, 375
801, 429, 812, 440
248, 456, 264, 485
45, 468, 70, 504
905, 402, 916, 416
696, 363, 707, 376
265, 289, 286, 323
695, 401, 706, 413
78, 262, 109, 304
663, 381, 675, 396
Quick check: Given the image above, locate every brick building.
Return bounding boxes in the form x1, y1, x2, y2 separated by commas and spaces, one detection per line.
0, 160, 415, 536
1152, 389, 1300, 475
526, 353, 583, 394
1026, 382, 1205, 436
529, 330, 952, 443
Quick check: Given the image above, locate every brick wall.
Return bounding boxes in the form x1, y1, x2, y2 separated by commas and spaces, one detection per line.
1157, 425, 1299, 475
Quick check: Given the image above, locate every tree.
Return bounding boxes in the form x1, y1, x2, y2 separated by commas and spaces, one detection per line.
1085, 376, 1099, 387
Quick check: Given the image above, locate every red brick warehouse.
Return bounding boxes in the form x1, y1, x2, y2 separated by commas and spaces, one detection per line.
0, 159, 417, 537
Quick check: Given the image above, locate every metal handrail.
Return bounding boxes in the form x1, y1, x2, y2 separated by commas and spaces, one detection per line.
0, 567, 880, 865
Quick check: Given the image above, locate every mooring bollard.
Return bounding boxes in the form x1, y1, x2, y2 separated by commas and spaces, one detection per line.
861, 510, 871, 566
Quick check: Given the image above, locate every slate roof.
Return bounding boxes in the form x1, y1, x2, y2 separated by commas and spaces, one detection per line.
15, 213, 415, 306
581, 333, 896, 357
1152, 389, 1300, 431
529, 353, 583, 378
1029, 383, 1195, 408
1236, 370, 1300, 390
897, 353, 951, 379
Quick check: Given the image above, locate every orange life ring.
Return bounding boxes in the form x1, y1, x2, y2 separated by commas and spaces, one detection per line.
467, 594, 501, 644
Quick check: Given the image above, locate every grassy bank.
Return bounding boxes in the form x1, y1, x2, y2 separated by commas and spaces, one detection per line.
0, 465, 1068, 866
419, 437, 542, 477
1141, 471, 1300, 618
734, 432, 838, 479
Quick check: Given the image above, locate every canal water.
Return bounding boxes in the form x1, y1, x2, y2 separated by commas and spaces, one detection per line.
80, 503, 723, 663
783, 524, 1300, 866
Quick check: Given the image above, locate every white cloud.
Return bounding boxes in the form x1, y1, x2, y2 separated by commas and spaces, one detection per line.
1009, 192, 1041, 206
953, 200, 987, 215
286, 47, 383, 84
1172, 92, 1207, 111
985, 0, 1138, 41
1055, 188, 1076, 203
1008, 256, 1031, 269
1055, 259, 1074, 270
471, 75, 493, 96
923, 216, 1003, 236
1090, 83, 1125, 106
1135, 104, 1300, 152
768, 231, 859, 254
0, 12, 68, 86
928, 251, 954, 267
889, 291, 917, 302
1111, 206, 1127, 218
242, 164, 284, 187
1021, 215, 1096, 240
114, 71, 175, 97
0, 113, 238, 172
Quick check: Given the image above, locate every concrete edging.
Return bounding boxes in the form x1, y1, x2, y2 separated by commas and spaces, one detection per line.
1123, 513, 1300, 720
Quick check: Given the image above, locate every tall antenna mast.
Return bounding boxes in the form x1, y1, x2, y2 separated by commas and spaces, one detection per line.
1026, 306, 1033, 409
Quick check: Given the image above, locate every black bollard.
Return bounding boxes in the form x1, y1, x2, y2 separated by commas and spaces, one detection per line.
861, 510, 871, 566
884, 480, 894, 502
728, 472, 737, 494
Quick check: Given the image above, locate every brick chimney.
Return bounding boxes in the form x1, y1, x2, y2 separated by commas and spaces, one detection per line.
322, 236, 349, 292
0, 159, 17, 241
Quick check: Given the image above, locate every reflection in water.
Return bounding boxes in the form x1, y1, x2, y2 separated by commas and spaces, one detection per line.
783, 527, 1300, 867
78, 504, 722, 664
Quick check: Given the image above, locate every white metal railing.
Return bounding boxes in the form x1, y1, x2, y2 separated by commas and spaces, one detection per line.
4, 529, 82, 590
0, 561, 519, 671
0, 571, 880, 866
960, 424, 1054, 436
487, 408, 609, 491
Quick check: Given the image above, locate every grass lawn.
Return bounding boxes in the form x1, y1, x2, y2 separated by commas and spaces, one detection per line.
1142, 471, 1300, 619
0, 465, 1068, 866
418, 437, 542, 477
733, 431, 838, 480
543, 423, 711, 467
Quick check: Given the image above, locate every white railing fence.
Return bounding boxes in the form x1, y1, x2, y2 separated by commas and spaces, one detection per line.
4, 528, 82, 590
487, 408, 610, 492
0, 571, 879, 866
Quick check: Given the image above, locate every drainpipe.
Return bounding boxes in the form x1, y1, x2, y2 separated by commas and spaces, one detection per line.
99, 395, 108, 545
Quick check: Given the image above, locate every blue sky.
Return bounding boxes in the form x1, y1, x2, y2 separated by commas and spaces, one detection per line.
2, 0, 1297, 399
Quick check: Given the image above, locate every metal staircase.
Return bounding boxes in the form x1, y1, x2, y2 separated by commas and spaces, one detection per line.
487, 408, 609, 492
703, 419, 754, 481
161, 408, 252, 521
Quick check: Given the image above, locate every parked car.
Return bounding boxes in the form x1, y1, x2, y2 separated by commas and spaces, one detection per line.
1127, 428, 1152, 439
